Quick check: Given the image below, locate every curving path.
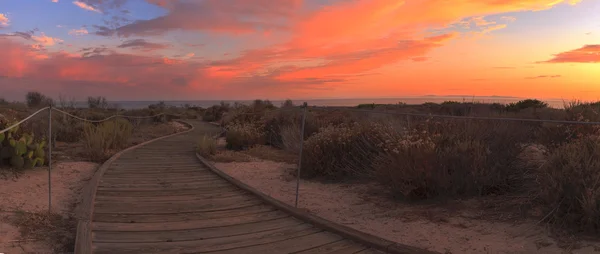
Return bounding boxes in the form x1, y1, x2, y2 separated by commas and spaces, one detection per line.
75, 120, 431, 254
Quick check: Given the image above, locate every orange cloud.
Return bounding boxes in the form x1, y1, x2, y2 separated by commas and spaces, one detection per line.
73, 1, 102, 13
0, 13, 9, 27
209, 0, 574, 83
543, 45, 600, 63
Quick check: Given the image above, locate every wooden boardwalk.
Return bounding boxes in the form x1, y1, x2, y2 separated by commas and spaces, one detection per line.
76, 120, 392, 254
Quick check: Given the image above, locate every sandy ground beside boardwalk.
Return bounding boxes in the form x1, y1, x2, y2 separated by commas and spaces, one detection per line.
212, 158, 600, 254
0, 162, 97, 253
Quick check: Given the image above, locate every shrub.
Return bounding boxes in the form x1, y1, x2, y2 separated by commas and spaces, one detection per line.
202, 103, 229, 122
506, 99, 548, 112
372, 119, 529, 200
279, 124, 302, 154
281, 99, 295, 108
26, 91, 54, 108
262, 109, 317, 149
82, 118, 133, 162
87, 96, 108, 109
536, 136, 600, 233
225, 123, 265, 150
301, 123, 380, 178
197, 135, 217, 157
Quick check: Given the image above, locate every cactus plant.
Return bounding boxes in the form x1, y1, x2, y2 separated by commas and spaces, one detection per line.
0, 124, 47, 170
14, 140, 27, 156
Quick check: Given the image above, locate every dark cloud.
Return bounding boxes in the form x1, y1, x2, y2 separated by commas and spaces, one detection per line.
117, 39, 170, 51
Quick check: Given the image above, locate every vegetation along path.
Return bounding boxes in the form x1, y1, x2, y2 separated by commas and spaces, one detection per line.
75, 120, 433, 254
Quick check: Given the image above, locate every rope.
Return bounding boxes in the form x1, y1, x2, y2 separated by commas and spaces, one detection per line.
312, 107, 600, 125
0, 107, 50, 134
51, 108, 167, 123
0, 107, 185, 135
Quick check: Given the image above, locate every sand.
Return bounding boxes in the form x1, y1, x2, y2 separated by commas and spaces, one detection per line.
0, 162, 97, 253
212, 159, 600, 254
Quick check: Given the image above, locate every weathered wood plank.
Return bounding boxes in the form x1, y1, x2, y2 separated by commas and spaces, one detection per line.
92, 204, 276, 223
95, 182, 232, 192
93, 198, 263, 214
92, 224, 320, 254
98, 177, 229, 185
93, 216, 303, 243
95, 185, 241, 197
97, 179, 230, 188
205, 231, 344, 254
93, 210, 291, 232
94, 192, 255, 206
293, 239, 368, 254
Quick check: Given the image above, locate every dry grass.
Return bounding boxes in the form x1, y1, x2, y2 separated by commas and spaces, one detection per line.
6, 210, 76, 253
197, 135, 217, 157
536, 136, 600, 233
82, 118, 133, 162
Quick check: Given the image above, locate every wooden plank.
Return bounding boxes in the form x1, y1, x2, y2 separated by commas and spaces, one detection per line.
293, 239, 368, 254
93, 198, 263, 214
354, 248, 388, 254
93, 216, 303, 243
95, 185, 241, 197
94, 192, 254, 206
98, 177, 227, 185
95, 182, 231, 192
92, 204, 277, 223
92, 224, 320, 254
94, 189, 246, 202
205, 231, 344, 254
98, 179, 230, 188
101, 173, 208, 178
100, 171, 217, 178
93, 209, 287, 232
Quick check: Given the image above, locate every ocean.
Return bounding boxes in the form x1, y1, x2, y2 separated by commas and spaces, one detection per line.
74, 96, 568, 110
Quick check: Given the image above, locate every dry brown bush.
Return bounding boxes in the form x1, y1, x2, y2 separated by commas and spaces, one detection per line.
536, 136, 600, 234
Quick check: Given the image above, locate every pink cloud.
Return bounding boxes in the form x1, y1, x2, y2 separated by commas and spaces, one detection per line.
31, 33, 64, 46
73, 1, 102, 13
0, 13, 9, 27
68, 28, 89, 36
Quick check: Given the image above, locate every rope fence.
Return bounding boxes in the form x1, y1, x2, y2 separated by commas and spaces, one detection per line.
4, 102, 600, 211
0, 106, 184, 213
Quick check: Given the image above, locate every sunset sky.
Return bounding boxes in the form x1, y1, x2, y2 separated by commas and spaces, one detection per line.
0, 0, 599, 101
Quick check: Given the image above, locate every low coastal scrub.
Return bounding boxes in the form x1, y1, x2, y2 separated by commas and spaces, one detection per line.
214, 98, 600, 236
82, 118, 133, 162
